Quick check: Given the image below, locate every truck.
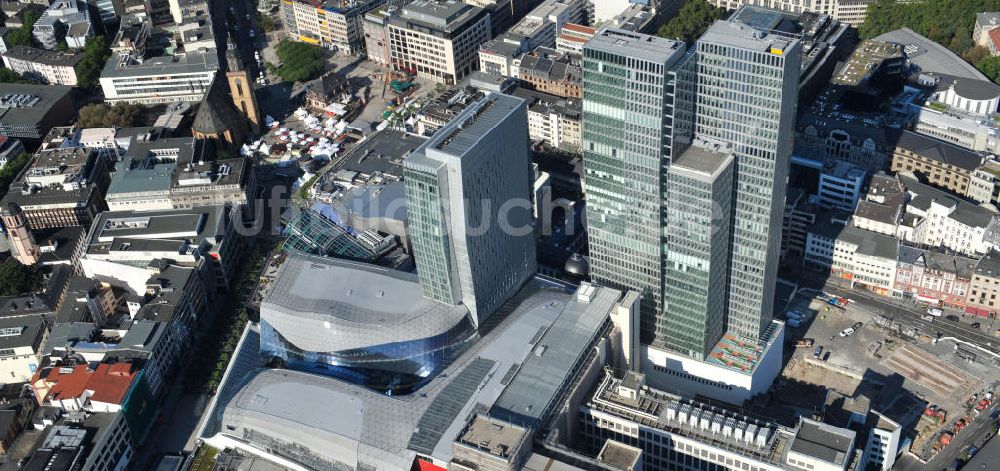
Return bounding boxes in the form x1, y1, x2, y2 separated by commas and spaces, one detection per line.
818, 292, 850, 309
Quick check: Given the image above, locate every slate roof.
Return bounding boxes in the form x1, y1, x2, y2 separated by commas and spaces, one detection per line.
895, 130, 984, 171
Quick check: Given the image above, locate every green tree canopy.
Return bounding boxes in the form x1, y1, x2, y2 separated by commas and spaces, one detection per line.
0, 69, 27, 84
860, 0, 1000, 83
656, 0, 728, 44
258, 13, 276, 33
273, 40, 324, 83
74, 36, 111, 88
76, 102, 143, 128
0, 259, 41, 296
0, 153, 31, 201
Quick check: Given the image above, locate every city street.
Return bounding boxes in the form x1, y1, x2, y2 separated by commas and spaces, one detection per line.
788, 270, 1000, 354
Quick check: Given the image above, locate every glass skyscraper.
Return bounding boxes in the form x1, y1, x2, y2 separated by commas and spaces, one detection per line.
581, 30, 688, 344
583, 11, 801, 355
404, 92, 538, 326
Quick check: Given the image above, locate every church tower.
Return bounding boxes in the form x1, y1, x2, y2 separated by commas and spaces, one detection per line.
225, 37, 261, 135
2, 203, 39, 265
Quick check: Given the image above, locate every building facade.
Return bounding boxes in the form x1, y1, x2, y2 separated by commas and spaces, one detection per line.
893, 246, 975, 308
387, 1, 491, 84
966, 250, 1000, 318
281, 0, 389, 54
403, 92, 536, 325
1, 46, 81, 86
99, 52, 219, 104
707, 0, 875, 26
890, 131, 985, 197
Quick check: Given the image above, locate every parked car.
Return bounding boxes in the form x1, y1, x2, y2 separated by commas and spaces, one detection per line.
972, 322, 982, 329
839, 327, 856, 337
922, 314, 935, 322
813, 346, 823, 359
946, 315, 960, 322
795, 338, 815, 348
852, 322, 863, 330
928, 307, 944, 317
822, 351, 831, 361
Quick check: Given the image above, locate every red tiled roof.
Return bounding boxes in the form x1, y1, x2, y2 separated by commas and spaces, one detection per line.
42, 365, 91, 402
558, 33, 588, 44
561, 23, 596, 35
85, 362, 138, 404
990, 27, 1000, 52
34, 362, 139, 405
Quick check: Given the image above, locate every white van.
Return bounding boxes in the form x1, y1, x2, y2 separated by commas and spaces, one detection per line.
927, 307, 943, 317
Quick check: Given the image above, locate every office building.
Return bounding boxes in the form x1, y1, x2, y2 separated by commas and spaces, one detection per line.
79, 205, 239, 294
661, 141, 734, 360
99, 51, 219, 104
581, 29, 686, 342
577, 372, 861, 471
583, 8, 801, 402
804, 212, 899, 296
92, 0, 124, 24
281, 0, 389, 54
0, 84, 74, 140
693, 8, 800, 342
817, 160, 866, 211
556, 22, 594, 54
22, 412, 134, 471
1, 46, 82, 86
387, 0, 491, 84
404, 92, 536, 324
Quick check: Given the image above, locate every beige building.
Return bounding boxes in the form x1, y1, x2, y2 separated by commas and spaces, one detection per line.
387, 0, 491, 84
890, 131, 985, 196
281, 0, 390, 54
966, 250, 1000, 318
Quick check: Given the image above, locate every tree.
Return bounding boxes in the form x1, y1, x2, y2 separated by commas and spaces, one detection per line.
963, 46, 990, 65
257, 13, 276, 33
273, 40, 324, 83
74, 36, 111, 88
656, 0, 727, 44
0, 259, 41, 296
5, 9, 40, 48
76, 102, 143, 128
861, 0, 1000, 85
0, 153, 31, 201
0, 69, 27, 84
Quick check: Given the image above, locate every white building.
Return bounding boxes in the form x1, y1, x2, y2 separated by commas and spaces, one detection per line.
927, 74, 1000, 116
592, 0, 630, 23
805, 213, 899, 296
511, 86, 581, 152
281, 0, 388, 54
818, 160, 866, 211
1, 45, 81, 86
580, 372, 861, 471
899, 174, 998, 257
863, 412, 901, 471
32, 0, 92, 49
0, 309, 48, 382
556, 23, 595, 54
99, 51, 218, 104
387, 0, 491, 85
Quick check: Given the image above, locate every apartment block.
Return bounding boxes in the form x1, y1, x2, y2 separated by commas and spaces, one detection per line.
1, 46, 81, 86
894, 245, 976, 309
510, 86, 580, 152
966, 250, 1000, 318
514, 47, 582, 98
804, 212, 899, 296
